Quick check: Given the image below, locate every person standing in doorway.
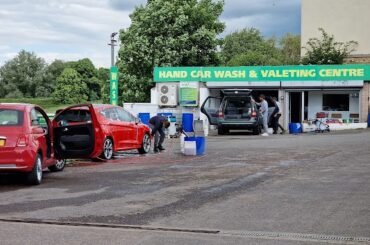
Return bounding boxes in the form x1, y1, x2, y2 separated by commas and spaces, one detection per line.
257, 94, 269, 136
149, 115, 171, 153
271, 97, 286, 134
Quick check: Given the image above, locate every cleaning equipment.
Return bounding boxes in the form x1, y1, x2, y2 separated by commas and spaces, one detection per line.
184, 137, 206, 155
168, 116, 177, 137
184, 140, 197, 156
182, 113, 194, 133
289, 123, 302, 134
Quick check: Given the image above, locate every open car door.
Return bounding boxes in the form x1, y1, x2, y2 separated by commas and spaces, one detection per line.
52, 104, 103, 159
200, 97, 222, 125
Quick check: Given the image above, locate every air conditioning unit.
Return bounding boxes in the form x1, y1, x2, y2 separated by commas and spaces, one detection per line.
158, 83, 178, 107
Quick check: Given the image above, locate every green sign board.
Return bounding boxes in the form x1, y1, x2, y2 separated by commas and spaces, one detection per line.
179, 82, 199, 107
154, 64, 370, 82
110, 66, 119, 105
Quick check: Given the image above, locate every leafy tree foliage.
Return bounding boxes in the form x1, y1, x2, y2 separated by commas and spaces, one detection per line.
0, 50, 46, 98
67, 58, 100, 100
52, 68, 88, 104
302, 28, 358, 65
221, 28, 285, 66
280, 34, 301, 65
118, 0, 225, 102
42, 59, 66, 95
97, 68, 110, 103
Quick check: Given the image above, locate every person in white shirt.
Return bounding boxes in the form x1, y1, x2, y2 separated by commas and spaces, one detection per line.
258, 94, 269, 136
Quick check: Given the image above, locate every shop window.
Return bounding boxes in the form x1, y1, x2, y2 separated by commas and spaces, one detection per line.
322, 94, 349, 111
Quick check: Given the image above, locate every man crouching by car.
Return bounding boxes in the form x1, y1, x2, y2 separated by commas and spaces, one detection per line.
149, 115, 170, 153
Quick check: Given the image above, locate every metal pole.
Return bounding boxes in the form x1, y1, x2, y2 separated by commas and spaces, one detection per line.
109, 32, 118, 67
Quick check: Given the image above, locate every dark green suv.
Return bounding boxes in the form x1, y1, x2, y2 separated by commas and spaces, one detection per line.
201, 89, 262, 135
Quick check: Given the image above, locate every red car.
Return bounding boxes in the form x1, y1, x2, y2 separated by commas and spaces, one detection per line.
52, 104, 151, 160
0, 103, 66, 185
0, 103, 151, 185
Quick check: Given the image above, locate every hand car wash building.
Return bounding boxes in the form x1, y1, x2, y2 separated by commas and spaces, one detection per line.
148, 65, 370, 132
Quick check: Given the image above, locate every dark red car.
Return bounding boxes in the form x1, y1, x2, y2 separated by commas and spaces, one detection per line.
0, 103, 66, 185
0, 103, 151, 185
52, 104, 151, 160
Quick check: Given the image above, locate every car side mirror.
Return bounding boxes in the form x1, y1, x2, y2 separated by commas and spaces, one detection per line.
135, 118, 141, 125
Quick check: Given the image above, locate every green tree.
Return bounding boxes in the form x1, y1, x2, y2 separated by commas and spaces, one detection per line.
67, 58, 99, 100
53, 68, 88, 104
0, 50, 46, 98
97, 68, 110, 103
280, 34, 301, 65
221, 28, 283, 66
42, 59, 66, 96
118, 0, 225, 102
302, 28, 358, 65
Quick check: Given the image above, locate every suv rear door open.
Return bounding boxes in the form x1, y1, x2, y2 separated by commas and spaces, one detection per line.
200, 97, 222, 125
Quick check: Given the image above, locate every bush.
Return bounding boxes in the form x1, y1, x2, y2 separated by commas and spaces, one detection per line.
53, 68, 88, 104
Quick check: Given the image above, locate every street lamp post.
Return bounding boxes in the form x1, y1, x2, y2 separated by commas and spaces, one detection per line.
108, 32, 118, 67
108, 32, 119, 106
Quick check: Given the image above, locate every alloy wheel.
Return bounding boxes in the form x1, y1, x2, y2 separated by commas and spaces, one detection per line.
36, 156, 42, 183
103, 138, 113, 159
143, 134, 151, 153
55, 159, 66, 170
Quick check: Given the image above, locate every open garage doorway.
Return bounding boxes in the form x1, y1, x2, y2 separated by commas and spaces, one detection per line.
251, 90, 279, 107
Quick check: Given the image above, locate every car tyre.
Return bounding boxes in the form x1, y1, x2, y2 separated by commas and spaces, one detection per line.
48, 159, 67, 172
218, 126, 229, 135
27, 153, 43, 185
253, 125, 261, 135
100, 138, 114, 160
138, 133, 151, 154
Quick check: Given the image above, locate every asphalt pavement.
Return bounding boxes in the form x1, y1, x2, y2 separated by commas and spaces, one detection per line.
1, 129, 370, 244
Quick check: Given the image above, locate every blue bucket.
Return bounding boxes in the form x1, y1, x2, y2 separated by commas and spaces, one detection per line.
182, 113, 194, 132
138, 113, 150, 125
289, 123, 302, 134
184, 136, 206, 155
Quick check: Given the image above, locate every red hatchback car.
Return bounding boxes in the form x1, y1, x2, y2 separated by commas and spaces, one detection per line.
52, 104, 151, 160
0, 103, 66, 185
0, 103, 151, 185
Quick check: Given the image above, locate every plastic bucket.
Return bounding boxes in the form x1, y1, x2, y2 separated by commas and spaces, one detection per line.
182, 113, 194, 132
289, 123, 302, 134
184, 136, 206, 155
138, 113, 150, 125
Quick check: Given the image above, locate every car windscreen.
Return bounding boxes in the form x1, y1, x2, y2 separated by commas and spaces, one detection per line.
0, 109, 24, 126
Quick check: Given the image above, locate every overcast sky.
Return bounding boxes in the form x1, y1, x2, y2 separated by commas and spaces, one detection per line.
0, 0, 301, 68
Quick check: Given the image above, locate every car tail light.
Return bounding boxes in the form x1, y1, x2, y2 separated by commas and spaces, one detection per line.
17, 135, 28, 147
251, 111, 257, 118
218, 111, 224, 118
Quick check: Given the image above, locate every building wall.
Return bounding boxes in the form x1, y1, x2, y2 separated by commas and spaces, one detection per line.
301, 0, 370, 56
360, 81, 370, 122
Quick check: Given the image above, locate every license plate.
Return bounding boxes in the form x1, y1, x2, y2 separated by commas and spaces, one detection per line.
0, 139, 5, 147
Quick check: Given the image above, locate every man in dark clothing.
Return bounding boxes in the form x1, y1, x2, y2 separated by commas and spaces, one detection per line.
149, 116, 170, 153
270, 97, 285, 134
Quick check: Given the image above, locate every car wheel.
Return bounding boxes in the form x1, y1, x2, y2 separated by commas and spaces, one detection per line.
138, 133, 151, 154
27, 154, 43, 185
101, 138, 114, 160
218, 127, 224, 135
252, 125, 261, 135
48, 159, 67, 172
